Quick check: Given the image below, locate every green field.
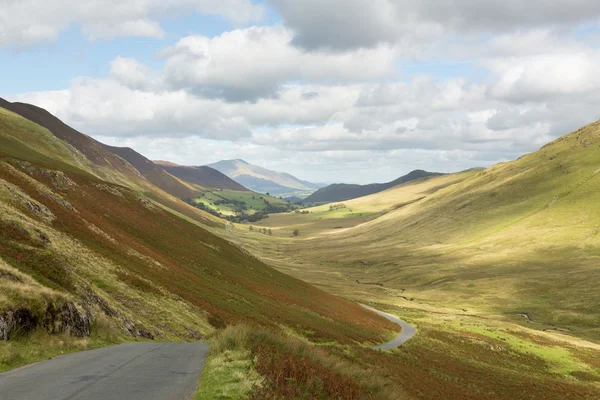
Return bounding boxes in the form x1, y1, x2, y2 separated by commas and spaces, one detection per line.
191, 189, 294, 217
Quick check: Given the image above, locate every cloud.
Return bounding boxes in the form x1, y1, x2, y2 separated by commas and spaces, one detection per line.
0, 0, 264, 49
7, 1, 600, 183
12, 78, 252, 140
269, 0, 600, 50
110, 57, 160, 91
160, 26, 399, 101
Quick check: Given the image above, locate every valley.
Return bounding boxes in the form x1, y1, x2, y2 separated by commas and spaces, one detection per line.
212, 119, 600, 398
5, 3, 600, 399
3, 99, 600, 399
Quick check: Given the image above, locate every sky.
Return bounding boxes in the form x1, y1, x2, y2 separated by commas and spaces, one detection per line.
2, 1, 600, 184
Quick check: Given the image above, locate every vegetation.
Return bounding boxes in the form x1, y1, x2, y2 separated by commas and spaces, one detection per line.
187, 189, 296, 223
221, 120, 600, 398
0, 103, 398, 378
302, 170, 443, 204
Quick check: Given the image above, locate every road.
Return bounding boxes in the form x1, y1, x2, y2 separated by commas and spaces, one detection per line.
0, 342, 209, 400
361, 304, 417, 350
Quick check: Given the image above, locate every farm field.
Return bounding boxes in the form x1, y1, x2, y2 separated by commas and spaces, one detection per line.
192, 189, 293, 216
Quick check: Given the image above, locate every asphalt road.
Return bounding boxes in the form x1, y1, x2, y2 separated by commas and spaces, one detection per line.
361, 304, 417, 350
0, 342, 209, 400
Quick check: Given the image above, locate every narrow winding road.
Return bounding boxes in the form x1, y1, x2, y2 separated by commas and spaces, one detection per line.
361, 304, 417, 349
0, 342, 209, 400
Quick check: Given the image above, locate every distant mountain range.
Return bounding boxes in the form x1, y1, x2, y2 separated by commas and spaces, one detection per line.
154, 161, 249, 192
207, 159, 323, 195
302, 170, 444, 204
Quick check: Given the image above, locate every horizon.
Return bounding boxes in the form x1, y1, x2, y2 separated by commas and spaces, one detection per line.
3, 1, 600, 184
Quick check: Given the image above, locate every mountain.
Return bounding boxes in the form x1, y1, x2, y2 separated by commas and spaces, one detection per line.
103, 145, 196, 199
263, 119, 600, 340
243, 120, 600, 398
207, 159, 321, 195
154, 161, 249, 191
0, 99, 397, 380
302, 169, 443, 204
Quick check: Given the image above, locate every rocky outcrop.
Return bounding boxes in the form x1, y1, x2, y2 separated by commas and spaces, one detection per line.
42, 303, 92, 337
0, 302, 92, 340
124, 321, 155, 340
0, 308, 36, 340
82, 287, 154, 339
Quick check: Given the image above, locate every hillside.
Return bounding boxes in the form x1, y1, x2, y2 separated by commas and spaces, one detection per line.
207, 159, 321, 195
155, 161, 249, 191
302, 169, 443, 204
254, 119, 600, 340
103, 145, 195, 199
225, 119, 600, 398
0, 103, 399, 380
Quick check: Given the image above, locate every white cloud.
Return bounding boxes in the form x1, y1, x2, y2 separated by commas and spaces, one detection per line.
160, 26, 400, 101
7, 1, 600, 183
0, 0, 264, 48
269, 0, 600, 50
110, 57, 160, 91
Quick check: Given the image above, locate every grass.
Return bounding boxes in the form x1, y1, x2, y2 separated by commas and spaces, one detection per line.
194, 349, 260, 400
212, 120, 600, 397
0, 105, 398, 381
0, 313, 123, 373
240, 120, 600, 340
192, 189, 292, 216
195, 324, 408, 400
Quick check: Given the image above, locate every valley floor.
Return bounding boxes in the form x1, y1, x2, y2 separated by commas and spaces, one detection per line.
213, 172, 600, 399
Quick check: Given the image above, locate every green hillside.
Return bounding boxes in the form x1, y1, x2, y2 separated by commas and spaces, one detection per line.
188, 189, 295, 222
256, 120, 600, 338
0, 103, 405, 398
227, 120, 600, 398
302, 169, 443, 204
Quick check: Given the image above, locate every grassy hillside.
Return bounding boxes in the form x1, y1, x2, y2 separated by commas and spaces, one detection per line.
223, 120, 600, 398
103, 145, 195, 199
302, 169, 444, 204
189, 189, 295, 220
249, 121, 600, 338
0, 104, 401, 385
156, 162, 249, 191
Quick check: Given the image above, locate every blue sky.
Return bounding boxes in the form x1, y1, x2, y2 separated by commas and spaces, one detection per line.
3, 1, 600, 183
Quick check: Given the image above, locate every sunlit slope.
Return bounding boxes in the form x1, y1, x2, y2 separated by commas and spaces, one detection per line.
347, 120, 600, 245
272, 120, 600, 339
0, 99, 222, 228
0, 106, 396, 348
302, 170, 444, 204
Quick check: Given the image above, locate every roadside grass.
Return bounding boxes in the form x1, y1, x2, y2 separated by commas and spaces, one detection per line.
196, 324, 408, 400
196, 312, 600, 400
195, 325, 261, 400
0, 314, 123, 373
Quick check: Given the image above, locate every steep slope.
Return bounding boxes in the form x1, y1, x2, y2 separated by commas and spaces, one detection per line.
0, 98, 221, 228
302, 169, 443, 204
0, 104, 396, 357
0, 98, 142, 187
103, 145, 195, 198
267, 119, 600, 340
155, 161, 249, 191
208, 159, 321, 195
